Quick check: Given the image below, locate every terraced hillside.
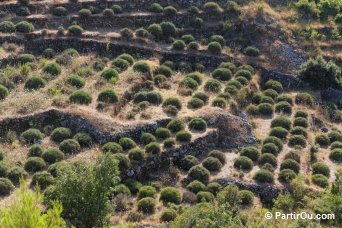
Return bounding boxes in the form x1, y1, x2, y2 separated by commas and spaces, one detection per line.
0, 0, 341, 227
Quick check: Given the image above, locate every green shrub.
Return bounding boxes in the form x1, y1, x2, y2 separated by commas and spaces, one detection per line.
140, 133, 156, 145
16, 21, 34, 33
293, 117, 309, 128
172, 40, 186, 50
253, 169, 274, 183
145, 142, 161, 155
179, 77, 199, 90
207, 42, 222, 54
113, 153, 130, 171
47, 161, 67, 177
155, 65, 173, 77
0, 162, 8, 177
202, 157, 222, 172
73, 133, 92, 147
311, 174, 329, 188
235, 76, 249, 86
65, 75, 85, 88
276, 95, 293, 105
218, 92, 231, 101
197, 191, 214, 203
280, 159, 300, 173
212, 98, 227, 108
188, 118, 207, 132
212, 68, 232, 81
263, 136, 283, 150
288, 135, 307, 148
111, 58, 129, 71
261, 143, 279, 155
137, 197, 156, 214
17, 7, 30, 17
206, 182, 222, 196
52, 6, 67, 16
149, 3, 163, 13
24, 76, 46, 90
271, 116, 291, 130
0, 178, 14, 196
118, 137, 136, 150
42, 62, 61, 76
133, 91, 162, 105
179, 155, 199, 170
235, 70, 252, 80
79, 8, 92, 18
51, 127, 71, 143
264, 89, 279, 100
331, 141, 342, 149
59, 139, 80, 154
69, 90, 92, 105
290, 127, 308, 138
163, 98, 182, 110
219, 62, 236, 72
148, 23, 163, 39
188, 98, 204, 109
187, 180, 206, 194
117, 54, 134, 65
138, 186, 156, 199
260, 96, 274, 105
112, 184, 131, 197
269, 127, 289, 139
18, 54, 35, 64
298, 56, 341, 90
24, 157, 46, 172
68, 25, 83, 36
20, 129, 43, 144
101, 142, 123, 153
167, 119, 185, 133
240, 147, 260, 161
42, 148, 64, 163
193, 92, 209, 103
234, 156, 253, 171
186, 72, 203, 85
7, 167, 28, 185
101, 68, 119, 80
0, 21, 15, 33
154, 74, 167, 87
295, 93, 314, 107
210, 35, 225, 46
188, 41, 199, 50
244, 46, 260, 56
28, 144, 43, 157
160, 187, 182, 204
259, 153, 277, 167
160, 21, 177, 38
264, 80, 283, 93
97, 89, 118, 103
312, 162, 330, 177
329, 148, 342, 162
208, 150, 226, 164
154, 128, 170, 140
257, 103, 274, 115
203, 2, 222, 16
176, 131, 192, 142
125, 179, 143, 195
103, 8, 114, 17
284, 151, 301, 163
161, 209, 177, 222
275, 102, 292, 115
315, 134, 330, 146
227, 80, 242, 90
128, 148, 144, 161
295, 111, 308, 119
246, 104, 259, 115
328, 131, 342, 143
181, 34, 195, 44
239, 190, 254, 206
278, 169, 296, 183
188, 165, 210, 184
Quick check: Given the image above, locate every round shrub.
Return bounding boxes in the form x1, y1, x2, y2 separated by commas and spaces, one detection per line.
160, 21, 177, 38
257, 103, 274, 115
293, 117, 308, 128
133, 61, 151, 75
52, 6, 67, 16
212, 98, 227, 109
188, 118, 207, 132
65, 75, 85, 88
269, 127, 288, 139
161, 209, 177, 222
148, 23, 163, 39
235, 70, 252, 80
193, 92, 209, 103
20, 129, 43, 144
239, 190, 254, 206
47, 161, 67, 177
28, 144, 43, 157
331, 141, 342, 150
295, 111, 308, 118
259, 153, 277, 167
261, 143, 279, 155
240, 147, 260, 161
179, 77, 198, 90
280, 159, 300, 173
260, 96, 274, 105
208, 150, 226, 164
271, 116, 291, 130
73, 132, 92, 147
278, 169, 296, 183
140, 133, 156, 145
59, 139, 80, 155
16, 21, 34, 33
243, 46, 260, 57
42, 62, 61, 76
79, 8, 92, 18
235, 76, 249, 85
295, 93, 314, 107
218, 92, 231, 101
275, 102, 292, 115
51, 127, 71, 143
69, 90, 92, 105
202, 157, 222, 172
315, 134, 330, 146
138, 186, 156, 199
163, 98, 182, 110
16, 6, 30, 16
42, 148, 64, 163
160, 187, 182, 204
0, 21, 15, 33
163, 138, 175, 148
102, 142, 123, 154
149, 3, 163, 13
329, 148, 342, 162
234, 156, 253, 171
312, 162, 330, 177
155, 65, 173, 77
253, 169, 274, 183
207, 42, 222, 54
212, 68, 232, 81
263, 136, 283, 151
179, 155, 199, 170
112, 58, 129, 71
103, 8, 114, 17
312, 174, 329, 188
188, 98, 204, 109
203, 2, 222, 16
145, 142, 161, 155
204, 79, 221, 93
187, 180, 206, 194
118, 53, 134, 65
210, 35, 225, 46
227, 80, 242, 90
118, 137, 136, 150
188, 165, 210, 184
264, 80, 283, 93
101, 68, 119, 80
0, 162, 8, 177
206, 182, 222, 196
24, 157, 46, 172
97, 89, 118, 103
197, 191, 214, 203
246, 104, 259, 115
154, 128, 171, 140
219, 62, 236, 72
276, 95, 293, 105
167, 119, 185, 133
290, 127, 308, 138
284, 151, 301, 163
68, 25, 83, 36
328, 131, 342, 143
0, 178, 14, 196
288, 135, 307, 148
181, 34, 195, 44
7, 167, 28, 185
172, 40, 186, 50
154, 74, 167, 86
112, 184, 131, 197
138, 197, 156, 214
186, 72, 203, 85
124, 179, 143, 195
113, 153, 130, 171
176, 130, 192, 142
25, 76, 46, 90
128, 148, 144, 161
18, 54, 35, 64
